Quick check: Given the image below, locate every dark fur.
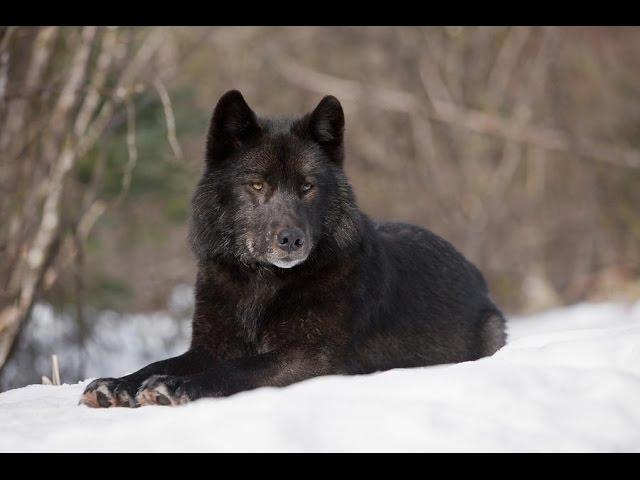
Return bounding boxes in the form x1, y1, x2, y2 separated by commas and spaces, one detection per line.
80, 90, 506, 408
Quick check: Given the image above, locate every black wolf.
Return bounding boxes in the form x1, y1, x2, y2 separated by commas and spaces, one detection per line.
80, 90, 506, 408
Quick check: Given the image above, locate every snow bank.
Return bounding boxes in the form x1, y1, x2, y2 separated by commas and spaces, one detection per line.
1, 301, 640, 452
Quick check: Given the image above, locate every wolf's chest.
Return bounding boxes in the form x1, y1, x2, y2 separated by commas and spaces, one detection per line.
235, 299, 326, 353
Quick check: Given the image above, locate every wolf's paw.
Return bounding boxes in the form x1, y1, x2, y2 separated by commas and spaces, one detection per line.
136, 375, 192, 407
79, 378, 139, 408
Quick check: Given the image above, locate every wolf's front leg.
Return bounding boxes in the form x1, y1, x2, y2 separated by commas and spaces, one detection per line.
79, 349, 210, 408
136, 347, 332, 406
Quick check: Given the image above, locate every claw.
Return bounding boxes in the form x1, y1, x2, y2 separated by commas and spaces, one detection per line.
96, 390, 111, 408
79, 378, 138, 408
136, 375, 188, 406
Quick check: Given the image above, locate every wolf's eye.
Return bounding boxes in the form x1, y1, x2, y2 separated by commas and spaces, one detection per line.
251, 182, 264, 191
302, 182, 313, 193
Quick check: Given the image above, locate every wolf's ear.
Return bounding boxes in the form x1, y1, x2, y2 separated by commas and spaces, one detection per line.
308, 95, 345, 164
206, 90, 260, 163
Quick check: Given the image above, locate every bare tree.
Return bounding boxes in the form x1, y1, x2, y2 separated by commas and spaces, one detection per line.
0, 26, 170, 373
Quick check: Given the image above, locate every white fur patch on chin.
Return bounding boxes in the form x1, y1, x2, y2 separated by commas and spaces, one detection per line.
269, 258, 306, 269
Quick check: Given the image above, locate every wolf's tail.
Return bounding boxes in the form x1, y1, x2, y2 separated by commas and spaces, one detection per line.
479, 307, 507, 357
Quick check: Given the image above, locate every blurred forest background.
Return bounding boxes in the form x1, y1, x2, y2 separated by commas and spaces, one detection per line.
1, 26, 640, 390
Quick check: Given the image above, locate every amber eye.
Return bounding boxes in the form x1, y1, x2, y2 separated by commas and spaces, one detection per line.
251, 182, 264, 191
302, 182, 313, 193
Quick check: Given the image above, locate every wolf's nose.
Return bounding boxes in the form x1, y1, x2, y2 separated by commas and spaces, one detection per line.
276, 228, 305, 252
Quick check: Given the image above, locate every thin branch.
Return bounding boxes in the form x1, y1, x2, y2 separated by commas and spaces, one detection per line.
0, 48, 10, 112
0, 27, 16, 53
485, 27, 532, 109
485, 27, 558, 197
74, 27, 118, 137
0, 27, 58, 151
115, 97, 138, 206
0, 27, 16, 108
154, 78, 183, 161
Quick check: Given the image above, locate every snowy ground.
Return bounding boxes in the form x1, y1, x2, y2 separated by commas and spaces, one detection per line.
1, 300, 640, 452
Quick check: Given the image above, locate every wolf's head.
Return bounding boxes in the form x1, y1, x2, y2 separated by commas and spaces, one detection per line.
189, 90, 360, 270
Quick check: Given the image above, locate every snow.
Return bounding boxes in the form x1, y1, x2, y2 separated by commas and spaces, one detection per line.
1, 300, 640, 452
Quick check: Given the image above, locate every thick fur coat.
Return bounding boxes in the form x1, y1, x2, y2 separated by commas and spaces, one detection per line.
80, 90, 506, 408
